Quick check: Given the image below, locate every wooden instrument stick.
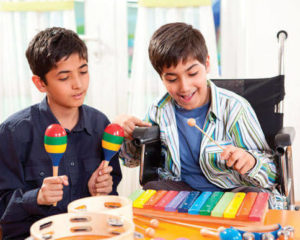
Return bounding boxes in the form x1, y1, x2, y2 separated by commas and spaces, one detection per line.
103, 160, 109, 168
135, 224, 155, 237
187, 118, 225, 151
52, 166, 58, 207
200, 227, 226, 237
96, 160, 108, 196
135, 213, 216, 231
133, 216, 159, 228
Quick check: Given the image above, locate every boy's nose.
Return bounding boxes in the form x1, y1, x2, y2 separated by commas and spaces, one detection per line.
72, 75, 82, 89
179, 78, 189, 91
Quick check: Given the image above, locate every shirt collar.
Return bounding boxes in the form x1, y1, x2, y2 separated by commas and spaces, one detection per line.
77, 106, 93, 135
207, 79, 221, 121
38, 97, 92, 135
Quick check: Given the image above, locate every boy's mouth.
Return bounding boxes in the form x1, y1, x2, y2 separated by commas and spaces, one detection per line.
179, 91, 195, 102
73, 92, 84, 99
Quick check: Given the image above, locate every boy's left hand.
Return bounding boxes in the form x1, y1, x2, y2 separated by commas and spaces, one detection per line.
220, 145, 256, 175
88, 161, 113, 196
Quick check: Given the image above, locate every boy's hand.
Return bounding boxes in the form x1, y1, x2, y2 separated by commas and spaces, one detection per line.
37, 175, 69, 205
113, 115, 152, 140
220, 145, 256, 175
88, 161, 113, 196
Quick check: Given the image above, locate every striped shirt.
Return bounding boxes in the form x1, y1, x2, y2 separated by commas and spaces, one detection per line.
121, 80, 284, 209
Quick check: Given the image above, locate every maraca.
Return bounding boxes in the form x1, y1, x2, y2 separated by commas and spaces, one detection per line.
44, 124, 67, 206
101, 123, 124, 168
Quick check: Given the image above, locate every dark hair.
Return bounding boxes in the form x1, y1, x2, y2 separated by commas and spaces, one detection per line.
148, 22, 208, 75
25, 27, 88, 84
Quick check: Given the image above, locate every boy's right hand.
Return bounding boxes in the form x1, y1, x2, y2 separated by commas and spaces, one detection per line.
113, 115, 151, 140
37, 175, 69, 205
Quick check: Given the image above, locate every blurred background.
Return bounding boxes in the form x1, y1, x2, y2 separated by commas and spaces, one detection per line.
0, 0, 299, 200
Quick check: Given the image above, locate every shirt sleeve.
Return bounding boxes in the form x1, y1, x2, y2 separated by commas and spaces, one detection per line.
228, 102, 278, 189
119, 140, 141, 168
119, 104, 157, 168
0, 123, 50, 236
109, 154, 122, 195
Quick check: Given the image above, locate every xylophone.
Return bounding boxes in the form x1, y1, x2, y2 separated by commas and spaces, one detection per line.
130, 189, 269, 226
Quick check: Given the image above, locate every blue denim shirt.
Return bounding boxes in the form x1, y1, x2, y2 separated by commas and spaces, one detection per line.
0, 98, 122, 239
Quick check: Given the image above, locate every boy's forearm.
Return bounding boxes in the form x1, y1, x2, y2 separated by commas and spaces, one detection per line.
1, 188, 49, 239
1, 188, 49, 223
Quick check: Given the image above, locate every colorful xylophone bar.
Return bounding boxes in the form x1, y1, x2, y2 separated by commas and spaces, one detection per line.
130, 189, 269, 225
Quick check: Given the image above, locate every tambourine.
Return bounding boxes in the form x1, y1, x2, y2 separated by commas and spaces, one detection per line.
29, 212, 134, 240
68, 196, 133, 220
201, 224, 295, 240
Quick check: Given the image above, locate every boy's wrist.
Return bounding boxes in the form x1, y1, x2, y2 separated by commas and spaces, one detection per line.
245, 151, 261, 177
23, 188, 50, 215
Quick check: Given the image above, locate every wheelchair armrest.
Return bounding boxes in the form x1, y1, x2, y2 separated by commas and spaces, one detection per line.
132, 126, 161, 185
132, 125, 160, 147
275, 127, 295, 155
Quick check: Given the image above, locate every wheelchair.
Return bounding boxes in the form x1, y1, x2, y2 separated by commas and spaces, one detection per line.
132, 31, 297, 210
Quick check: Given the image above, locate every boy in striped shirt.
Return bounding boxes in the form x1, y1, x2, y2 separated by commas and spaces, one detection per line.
115, 22, 283, 209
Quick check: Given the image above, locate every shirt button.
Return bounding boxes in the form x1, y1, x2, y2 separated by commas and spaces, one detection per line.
40, 171, 45, 177
70, 161, 75, 166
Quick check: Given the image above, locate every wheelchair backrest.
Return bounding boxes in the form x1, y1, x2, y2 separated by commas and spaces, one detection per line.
211, 76, 285, 149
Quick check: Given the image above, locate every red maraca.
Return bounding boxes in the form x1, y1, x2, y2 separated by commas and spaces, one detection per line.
101, 123, 124, 167
44, 124, 67, 206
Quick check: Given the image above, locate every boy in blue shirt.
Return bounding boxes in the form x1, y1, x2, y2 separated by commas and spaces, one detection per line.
115, 22, 283, 209
0, 27, 122, 239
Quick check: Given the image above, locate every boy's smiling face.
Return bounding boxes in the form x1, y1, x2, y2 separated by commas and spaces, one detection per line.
161, 57, 210, 110
34, 53, 89, 113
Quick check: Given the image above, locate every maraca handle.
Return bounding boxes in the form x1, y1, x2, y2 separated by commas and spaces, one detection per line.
95, 160, 109, 196
52, 166, 58, 207
53, 166, 58, 177
103, 160, 109, 168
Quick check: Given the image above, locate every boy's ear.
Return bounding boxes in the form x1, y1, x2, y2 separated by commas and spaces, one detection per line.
32, 75, 47, 93
205, 55, 211, 73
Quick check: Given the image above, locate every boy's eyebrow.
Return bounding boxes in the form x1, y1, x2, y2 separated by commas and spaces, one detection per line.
186, 63, 198, 71
56, 70, 70, 76
163, 72, 176, 77
79, 63, 88, 69
163, 63, 199, 77
56, 63, 88, 76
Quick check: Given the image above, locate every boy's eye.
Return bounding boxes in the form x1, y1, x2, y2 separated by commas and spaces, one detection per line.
189, 72, 198, 76
166, 78, 177, 83
80, 71, 88, 75
59, 76, 69, 81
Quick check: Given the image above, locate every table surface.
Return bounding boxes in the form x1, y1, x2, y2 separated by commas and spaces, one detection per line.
133, 209, 300, 240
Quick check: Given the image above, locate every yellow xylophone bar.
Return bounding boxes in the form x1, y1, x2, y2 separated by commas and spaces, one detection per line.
223, 192, 246, 219
133, 190, 156, 208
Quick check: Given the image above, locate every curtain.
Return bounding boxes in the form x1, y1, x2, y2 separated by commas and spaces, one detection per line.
84, 0, 131, 196
129, 0, 219, 119
84, 0, 128, 120
0, 0, 76, 122
220, 0, 300, 200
